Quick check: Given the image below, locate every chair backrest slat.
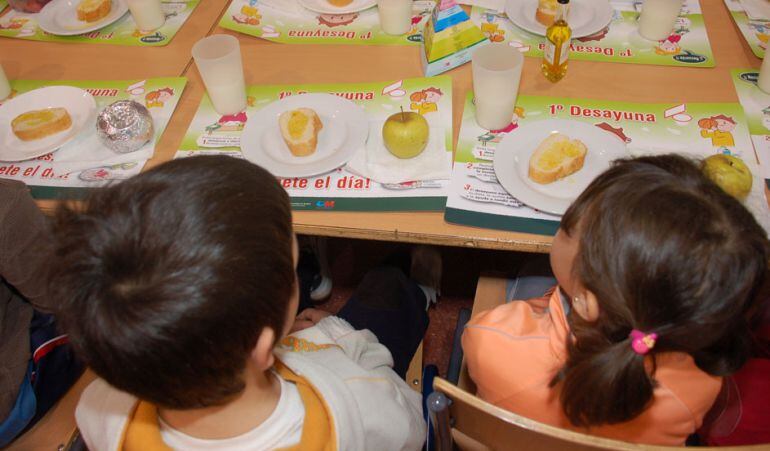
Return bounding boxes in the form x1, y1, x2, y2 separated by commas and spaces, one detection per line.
432, 377, 770, 451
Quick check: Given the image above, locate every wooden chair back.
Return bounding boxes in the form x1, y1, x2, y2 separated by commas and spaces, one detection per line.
430, 377, 770, 451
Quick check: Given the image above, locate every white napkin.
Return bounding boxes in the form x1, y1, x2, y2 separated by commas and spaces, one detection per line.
457, 0, 506, 12
346, 123, 452, 185
739, 0, 770, 20
43, 124, 155, 174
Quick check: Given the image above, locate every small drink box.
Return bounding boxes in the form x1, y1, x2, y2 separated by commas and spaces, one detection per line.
420, 0, 488, 76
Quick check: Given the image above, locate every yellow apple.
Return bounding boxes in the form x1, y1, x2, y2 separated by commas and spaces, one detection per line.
701, 154, 753, 201
382, 111, 430, 159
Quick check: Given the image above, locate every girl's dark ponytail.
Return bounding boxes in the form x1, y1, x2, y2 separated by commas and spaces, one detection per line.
554, 154, 769, 428
554, 323, 656, 427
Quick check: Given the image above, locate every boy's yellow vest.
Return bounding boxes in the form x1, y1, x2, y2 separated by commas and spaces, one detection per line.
120, 361, 336, 451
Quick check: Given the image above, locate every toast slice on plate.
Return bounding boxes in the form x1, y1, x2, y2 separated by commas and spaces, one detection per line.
77, 0, 111, 22
528, 133, 587, 184
279, 108, 323, 157
11, 107, 73, 141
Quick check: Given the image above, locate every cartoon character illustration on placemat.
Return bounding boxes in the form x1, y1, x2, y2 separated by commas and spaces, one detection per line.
480, 22, 505, 42
205, 111, 248, 134
655, 33, 683, 55
0, 17, 29, 31
317, 13, 358, 28
410, 87, 443, 115
476, 107, 526, 145
699, 114, 737, 154
491, 106, 525, 135
145, 87, 174, 109
233, 0, 262, 26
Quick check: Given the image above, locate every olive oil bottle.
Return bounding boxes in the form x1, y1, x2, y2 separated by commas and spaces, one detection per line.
541, 0, 571, 82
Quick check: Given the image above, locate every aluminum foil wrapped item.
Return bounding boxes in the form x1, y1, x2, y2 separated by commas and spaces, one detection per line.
96, 100, 154, 153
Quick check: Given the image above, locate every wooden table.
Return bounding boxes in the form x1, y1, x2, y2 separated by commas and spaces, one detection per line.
23, 0, 767, 252
3, 0, 229, 80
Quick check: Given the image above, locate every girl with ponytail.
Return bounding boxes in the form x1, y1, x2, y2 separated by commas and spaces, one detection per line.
462, 154, 769, 445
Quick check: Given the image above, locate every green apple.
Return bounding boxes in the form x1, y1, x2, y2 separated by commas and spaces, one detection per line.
382, 111, 430, 159
701, 154, 753, 201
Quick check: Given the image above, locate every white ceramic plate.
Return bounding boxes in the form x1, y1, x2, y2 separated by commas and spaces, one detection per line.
38, 0, 129, 36
298, 0, 376, 14
505, 0, 613, 39
0, 86, 96, 162
493, 119, 628, 215
240, 93, 369, 178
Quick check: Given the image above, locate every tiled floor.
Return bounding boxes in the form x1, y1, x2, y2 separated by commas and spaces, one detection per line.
303, 237, 539, 376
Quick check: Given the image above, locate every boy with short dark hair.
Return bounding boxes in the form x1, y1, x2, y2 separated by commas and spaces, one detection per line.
52, 156, 426, 450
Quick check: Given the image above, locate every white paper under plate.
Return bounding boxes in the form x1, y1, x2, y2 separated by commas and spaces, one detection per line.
493, 119, 629, 215
240, 93, 369, 178
298, 0, 377, 15
346, 123, 451, 184
505, 0, 613, 38
0, 86, 96, 162
38, 0, 129, 36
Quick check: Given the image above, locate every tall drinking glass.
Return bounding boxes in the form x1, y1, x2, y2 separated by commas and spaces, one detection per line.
472, 43, 524, 131
126, 0, 165, 31
192, 35, 247, 115
638, 0, 682, 41
377, 0, 412, 35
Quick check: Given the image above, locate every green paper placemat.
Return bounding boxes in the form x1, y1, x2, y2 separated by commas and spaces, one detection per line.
724, 0, 766, 58
731, 68, 770, 186
471, 0, 714, 67
219, 0, 433, 45
445, 92, 768, 235
0, 0, 198, 46
175, 76, 455, 212
0, 77, 187, 198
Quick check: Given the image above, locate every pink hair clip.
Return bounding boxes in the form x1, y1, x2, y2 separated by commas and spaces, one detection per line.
629, 330, 658, 355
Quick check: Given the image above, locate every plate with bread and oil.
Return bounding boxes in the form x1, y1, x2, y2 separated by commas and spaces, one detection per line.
505, 0, 613, 39
38, 0, 129, 36
298, 0, 376, 14
240, 93, 369, 178
493, 119, 628, 215
0, 86, 96, 162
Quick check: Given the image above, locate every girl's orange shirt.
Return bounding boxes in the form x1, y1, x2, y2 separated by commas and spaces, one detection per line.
461, 288, 722, 446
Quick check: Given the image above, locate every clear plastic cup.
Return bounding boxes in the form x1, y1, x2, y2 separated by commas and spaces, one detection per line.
472, 43, 524, 131
192, 35, 247, 115
377, 0, 412, 35
126, 0, 166, 32
638, 0, 682, 41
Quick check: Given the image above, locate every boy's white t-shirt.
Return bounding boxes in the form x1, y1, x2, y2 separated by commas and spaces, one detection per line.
158, 374, 305, 451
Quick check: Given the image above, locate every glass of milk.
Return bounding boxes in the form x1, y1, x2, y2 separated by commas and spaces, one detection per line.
472, 43, 524, 131
638, 0, 683, 41
126, 0, 165, 31
192, 35, 247, 115
377, 0, 413, 35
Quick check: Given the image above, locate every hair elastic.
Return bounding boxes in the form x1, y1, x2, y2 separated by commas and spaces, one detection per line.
629, 330, 658, 355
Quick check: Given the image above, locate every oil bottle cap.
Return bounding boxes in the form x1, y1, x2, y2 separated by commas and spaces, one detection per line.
558, 0, 569, 3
